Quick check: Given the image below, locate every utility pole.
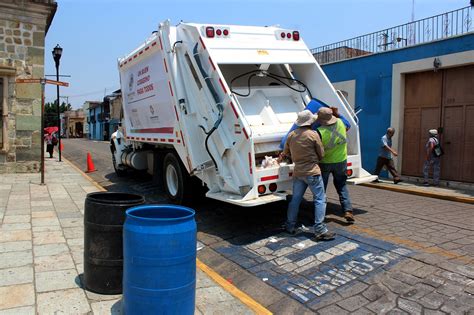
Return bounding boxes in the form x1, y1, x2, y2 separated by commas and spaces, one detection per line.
40, 79, 45, 184
16, 77, 69, 184
60, 96, 69, 107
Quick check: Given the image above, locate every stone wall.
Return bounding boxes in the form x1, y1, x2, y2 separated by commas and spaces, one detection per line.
0, 1, 56, 173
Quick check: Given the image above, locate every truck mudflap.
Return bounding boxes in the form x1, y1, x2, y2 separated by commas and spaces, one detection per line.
347, 168, 378, 185
206, 191, 287, 207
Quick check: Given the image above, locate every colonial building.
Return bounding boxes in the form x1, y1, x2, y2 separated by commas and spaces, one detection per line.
82, 101, 92, 139
315, 5, 474, 184
85, 91, 122, 141
63, 109, 84, 138
106, 89, 122, 136
85, 101, 104, 141
0, 0, 57, 173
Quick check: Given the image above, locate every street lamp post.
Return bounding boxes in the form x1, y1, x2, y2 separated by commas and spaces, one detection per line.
52, 44, 63, 162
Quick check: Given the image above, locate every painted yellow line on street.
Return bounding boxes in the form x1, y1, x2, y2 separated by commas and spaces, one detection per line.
196, 259, 272, 315
62, 156, 106, 192
361, 182, 474, 204
349, 224, 473, 264
63, 155, 270, 314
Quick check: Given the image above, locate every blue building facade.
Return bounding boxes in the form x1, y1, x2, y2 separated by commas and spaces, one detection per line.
320, 33, 474, 179
104, 90, 122, 139
88, 101, 110, 141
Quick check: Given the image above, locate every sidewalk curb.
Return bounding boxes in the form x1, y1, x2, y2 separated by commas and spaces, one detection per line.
197, 259, 272, 315
62, 156, 106, 192
62, 156, 272, 314
361, 182, 474, 204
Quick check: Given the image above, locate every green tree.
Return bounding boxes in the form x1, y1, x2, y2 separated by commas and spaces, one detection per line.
44, 101, 72, 127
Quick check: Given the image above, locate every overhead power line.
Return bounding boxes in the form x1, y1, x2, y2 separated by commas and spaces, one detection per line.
61, 86, 119, 98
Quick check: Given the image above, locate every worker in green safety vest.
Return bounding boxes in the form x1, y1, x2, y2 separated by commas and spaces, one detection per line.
316, 107, 354, 224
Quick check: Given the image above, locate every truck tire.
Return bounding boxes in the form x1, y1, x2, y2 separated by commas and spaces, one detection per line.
163, 152, 191, 204
111, 143, 127, 177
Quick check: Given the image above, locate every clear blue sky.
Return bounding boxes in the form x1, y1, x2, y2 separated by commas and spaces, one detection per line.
44, 0, 470, 108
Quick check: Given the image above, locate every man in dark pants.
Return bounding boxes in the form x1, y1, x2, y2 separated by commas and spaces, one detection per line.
374, 127, 402, 184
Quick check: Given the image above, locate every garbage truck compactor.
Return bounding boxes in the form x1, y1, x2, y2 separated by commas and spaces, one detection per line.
111, 20, 377, 206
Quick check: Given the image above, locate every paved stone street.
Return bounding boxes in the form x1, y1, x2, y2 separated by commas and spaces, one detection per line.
58, 138, 474, 314
195, 185, 474, 314
0, 158, 253, 314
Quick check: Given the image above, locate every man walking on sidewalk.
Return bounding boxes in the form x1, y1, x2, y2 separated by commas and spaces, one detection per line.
374, 128, 402, 184
317, 107, 355, 224
279, 110, 335, 241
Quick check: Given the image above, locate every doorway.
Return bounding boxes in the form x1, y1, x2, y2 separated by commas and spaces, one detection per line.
402, 65, 474, 183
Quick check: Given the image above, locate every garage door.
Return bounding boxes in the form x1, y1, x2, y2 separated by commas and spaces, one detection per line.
442, 65, 474, 182
402, 65, 474, 183
402, 71, 442, 177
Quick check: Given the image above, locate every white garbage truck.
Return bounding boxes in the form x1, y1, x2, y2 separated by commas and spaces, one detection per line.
111, 20, 376, 206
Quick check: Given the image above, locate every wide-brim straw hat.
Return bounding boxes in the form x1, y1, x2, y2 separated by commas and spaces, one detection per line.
316, 107, 338, 126
295, 110, 318, 127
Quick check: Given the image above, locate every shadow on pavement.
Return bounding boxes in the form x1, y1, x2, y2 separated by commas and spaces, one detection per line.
97, 166, 369, 249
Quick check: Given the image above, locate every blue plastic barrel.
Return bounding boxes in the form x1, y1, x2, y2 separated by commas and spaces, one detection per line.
123, 205, 197, 315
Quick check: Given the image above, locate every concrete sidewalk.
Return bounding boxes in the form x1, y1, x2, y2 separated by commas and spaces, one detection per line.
363, 178, 474, 204
0, 158, 254, 314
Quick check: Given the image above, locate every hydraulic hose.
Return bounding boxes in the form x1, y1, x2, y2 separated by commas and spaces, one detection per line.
200, 104, 223, 172
193, 43, 220, 104
229, 69, 313, 99
193, 42, 223, 171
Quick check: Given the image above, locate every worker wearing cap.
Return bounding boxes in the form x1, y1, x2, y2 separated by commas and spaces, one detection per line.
279, 110, 335, 241
316, 107, 354, 223
423, 129, 442, 186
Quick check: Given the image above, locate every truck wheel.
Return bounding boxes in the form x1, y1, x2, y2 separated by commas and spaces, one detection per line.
163, 152, 190, 204
111, 144, 127, 177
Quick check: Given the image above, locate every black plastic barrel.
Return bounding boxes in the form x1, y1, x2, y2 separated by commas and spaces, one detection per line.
84, 192, 145, 294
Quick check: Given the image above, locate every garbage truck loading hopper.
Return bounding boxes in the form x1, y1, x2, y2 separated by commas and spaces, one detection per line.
116, 21, 376, 207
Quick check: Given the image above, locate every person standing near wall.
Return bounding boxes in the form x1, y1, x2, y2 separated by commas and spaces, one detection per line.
44, 133, 54, 158
423, 129, 442, 186
373, 128, 402, 184
316, 107, 355, 224
279, 110, 335, 241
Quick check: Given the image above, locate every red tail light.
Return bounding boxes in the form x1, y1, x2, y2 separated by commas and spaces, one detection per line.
223, 29, 229, 36
280, 32, 286, 38
216, 29, 222, 36
286, 33, 292, 39
206, 27, 215, 38
293, 31, 300, 41
269, 183, 277, 192
258, 185, 266, 194
347, 169, 353, 177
